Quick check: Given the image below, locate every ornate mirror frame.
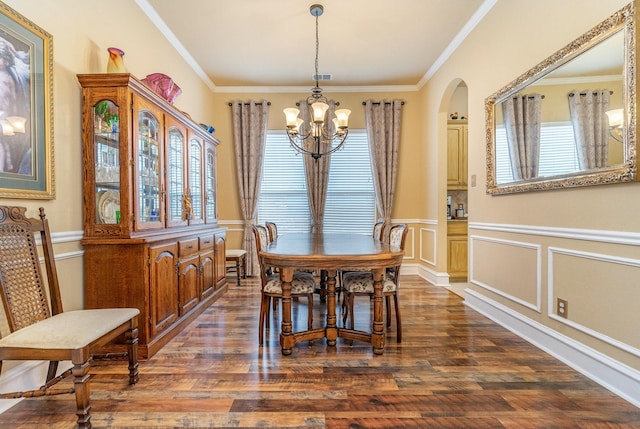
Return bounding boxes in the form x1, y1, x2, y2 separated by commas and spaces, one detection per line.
485, 2, 636, 195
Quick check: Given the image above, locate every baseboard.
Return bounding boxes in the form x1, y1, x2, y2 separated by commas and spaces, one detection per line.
464, 288, 640, 408
401, 263, 450, 287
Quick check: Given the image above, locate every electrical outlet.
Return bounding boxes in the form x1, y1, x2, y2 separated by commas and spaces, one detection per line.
557, 298, 568, 318
471, 174, 477, 187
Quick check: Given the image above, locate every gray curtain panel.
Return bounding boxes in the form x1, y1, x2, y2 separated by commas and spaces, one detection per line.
364, 100, 403, 239
231, 100, 269, 276
299, 100, 335, 233
568, 90, 610, 170
502, 94, 543, 181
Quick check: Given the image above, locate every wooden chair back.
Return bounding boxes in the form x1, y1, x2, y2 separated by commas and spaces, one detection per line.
251, 224, 271, 287
0, 206, 62, 331
265, 222, 278, 242
372, 221, 385, 241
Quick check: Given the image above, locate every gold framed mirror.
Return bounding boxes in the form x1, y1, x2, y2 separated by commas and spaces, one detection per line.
485, 2, 636, 194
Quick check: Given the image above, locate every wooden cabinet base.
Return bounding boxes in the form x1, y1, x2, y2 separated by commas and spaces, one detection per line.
144, 285, 227, 358
83, 228, 227, 359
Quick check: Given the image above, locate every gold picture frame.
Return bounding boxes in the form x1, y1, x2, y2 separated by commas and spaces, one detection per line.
0, 2, 54, 199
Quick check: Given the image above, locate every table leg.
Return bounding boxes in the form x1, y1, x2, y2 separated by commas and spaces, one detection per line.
325, 269, 338, 346
279, 267, 295, 355
235, 258, 241, 286
371, 268, 386, 355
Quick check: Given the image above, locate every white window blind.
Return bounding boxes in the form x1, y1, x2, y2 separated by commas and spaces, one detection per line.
495, 122, 579, 183
323, 131, 375, 234
258, 130, 375, 235
258, 131, 310, 234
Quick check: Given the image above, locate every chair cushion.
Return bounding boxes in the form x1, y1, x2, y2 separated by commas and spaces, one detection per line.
264, 272, 315, 294
225, 249, 247, 258
0, 308, 139, 350
342, 271, 396, 293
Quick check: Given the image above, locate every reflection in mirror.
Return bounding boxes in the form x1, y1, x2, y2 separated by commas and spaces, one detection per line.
486, 2, 635, 194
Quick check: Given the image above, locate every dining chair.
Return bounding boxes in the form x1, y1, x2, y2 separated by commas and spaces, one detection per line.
265, 221, 278, 242
372, 220, 385, 241
342, 223, 408, 342
252, 224, 315, 346
338, 220, 386, 304
0, 206, 139, 429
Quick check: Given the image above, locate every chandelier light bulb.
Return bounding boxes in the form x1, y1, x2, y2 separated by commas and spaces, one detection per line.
284, 108, 301, 128
605, 108, 623, 128
311, 101, 329, 123
334, 109, 351, 129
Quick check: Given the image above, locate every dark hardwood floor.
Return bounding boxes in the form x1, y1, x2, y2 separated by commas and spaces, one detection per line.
2, 275, 639, 428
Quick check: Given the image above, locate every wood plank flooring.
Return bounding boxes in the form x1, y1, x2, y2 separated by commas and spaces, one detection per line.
1, 275, 639, 428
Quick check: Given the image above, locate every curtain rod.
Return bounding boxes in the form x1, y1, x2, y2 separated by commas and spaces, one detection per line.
568, 91, 613, 97
362, 101, 405, 105
295, 101, 340, 107
227, 101, 271, 106
513, 95, 545, 99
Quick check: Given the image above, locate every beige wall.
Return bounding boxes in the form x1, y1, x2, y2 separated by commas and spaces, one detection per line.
422, 0, 639, 373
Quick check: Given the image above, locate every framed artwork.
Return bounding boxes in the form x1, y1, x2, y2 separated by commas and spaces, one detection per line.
0, 2, 53, 199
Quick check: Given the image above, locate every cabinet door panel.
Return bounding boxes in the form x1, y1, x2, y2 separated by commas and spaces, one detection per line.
179, 254, 200, 315
214, 234, 226, 288
134, 96, 164, 230
165, 116, 188, 228
187, 131, 205, 225
200, 250, 215, 298
149, 243, 179, 337
448, 237, 468, 281
205, 142, 217, 223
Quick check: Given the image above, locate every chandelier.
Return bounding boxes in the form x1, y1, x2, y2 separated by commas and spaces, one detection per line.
283, 4, 351, 161
605, 108, 623, 143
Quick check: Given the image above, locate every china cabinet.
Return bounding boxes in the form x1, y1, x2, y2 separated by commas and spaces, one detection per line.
78, 73, 226, 358
447, 121, 468, 190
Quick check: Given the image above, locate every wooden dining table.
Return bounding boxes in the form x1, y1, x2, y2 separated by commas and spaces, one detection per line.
261, 233, 405, 355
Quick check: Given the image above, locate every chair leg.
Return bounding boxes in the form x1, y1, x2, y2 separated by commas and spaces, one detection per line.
72, 360, 92, 429
307, 293, 313, 330
342, 292, 349, 327
348, 294, 355, 330
46, 361, 59, 384
126, 326, 140, 385
393, 293, 402, 343
259, 294, 268, 345
385, 295, 392, 328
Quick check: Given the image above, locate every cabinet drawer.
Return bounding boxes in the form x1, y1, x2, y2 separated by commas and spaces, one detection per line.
447, 221, 468, 236
199, 235, 214, 250
179, 238, 199, 256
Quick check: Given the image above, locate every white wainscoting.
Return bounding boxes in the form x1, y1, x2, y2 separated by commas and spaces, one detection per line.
470, 235, 542, 312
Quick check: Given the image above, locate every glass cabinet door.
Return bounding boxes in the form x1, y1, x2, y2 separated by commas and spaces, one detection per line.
93, 99, 121, 225
166, 118, 187, 227
135, 98, 163, 230
205, 143, 217, 223
187, 134, 204, 225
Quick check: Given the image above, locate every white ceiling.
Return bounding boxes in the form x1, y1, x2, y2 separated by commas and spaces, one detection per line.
140, 0, 491, 91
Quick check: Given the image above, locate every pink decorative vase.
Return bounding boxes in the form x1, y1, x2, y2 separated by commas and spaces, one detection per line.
107, 47, 126, 73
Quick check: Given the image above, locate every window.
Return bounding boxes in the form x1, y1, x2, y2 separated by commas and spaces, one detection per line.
495, 122, 579, 183
258, 130, 375, 235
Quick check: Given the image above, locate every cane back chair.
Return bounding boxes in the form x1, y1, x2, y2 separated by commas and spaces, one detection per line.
0, 206, 139, 428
